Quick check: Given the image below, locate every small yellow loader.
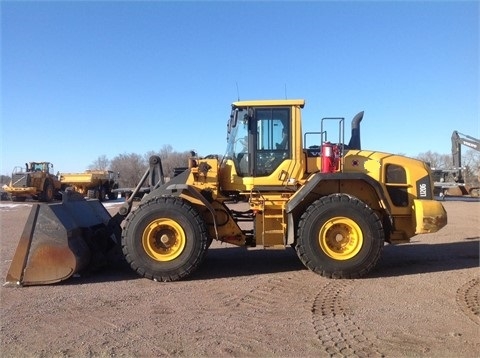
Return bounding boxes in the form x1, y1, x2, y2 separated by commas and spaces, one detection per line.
3, 162, 61, 202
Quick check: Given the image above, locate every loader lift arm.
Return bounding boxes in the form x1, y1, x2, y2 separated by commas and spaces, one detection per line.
110, 155, 165, 234
117, 156, 165, 216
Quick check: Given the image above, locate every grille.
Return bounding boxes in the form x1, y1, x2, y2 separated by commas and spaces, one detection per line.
11, 173, 30, 188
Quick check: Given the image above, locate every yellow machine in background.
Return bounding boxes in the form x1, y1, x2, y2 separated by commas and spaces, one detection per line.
5, 99, 447, 286
59, 170, 119, 201
3, 162, 61, 202
433, 130, 480, 198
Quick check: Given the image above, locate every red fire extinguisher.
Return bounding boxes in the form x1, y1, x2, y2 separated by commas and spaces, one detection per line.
321, 142, 339, 173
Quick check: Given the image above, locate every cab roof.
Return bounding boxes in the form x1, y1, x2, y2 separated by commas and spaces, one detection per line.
232, 99, 305, 108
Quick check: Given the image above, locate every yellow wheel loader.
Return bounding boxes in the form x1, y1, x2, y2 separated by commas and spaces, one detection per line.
3, 162, 61, 202
5, 100, 447, 286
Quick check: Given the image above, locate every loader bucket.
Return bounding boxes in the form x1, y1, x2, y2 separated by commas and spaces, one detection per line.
4, 192, 118, 287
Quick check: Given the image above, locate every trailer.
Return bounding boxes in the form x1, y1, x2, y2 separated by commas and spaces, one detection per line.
59, 170, 119, 201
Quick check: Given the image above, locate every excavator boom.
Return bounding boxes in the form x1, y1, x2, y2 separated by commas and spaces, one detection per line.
451, 130, 480, 182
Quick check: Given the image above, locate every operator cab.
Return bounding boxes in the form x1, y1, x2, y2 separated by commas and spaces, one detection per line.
219, 100, 366, 195
225, 105, 291, 177
28, 162, 51, 173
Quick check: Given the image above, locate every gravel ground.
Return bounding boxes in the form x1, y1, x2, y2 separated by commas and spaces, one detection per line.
0, 198, 479, 357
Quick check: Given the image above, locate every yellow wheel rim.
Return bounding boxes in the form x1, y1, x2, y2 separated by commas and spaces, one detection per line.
319, 217, 363, 260
142, 218, 186, 262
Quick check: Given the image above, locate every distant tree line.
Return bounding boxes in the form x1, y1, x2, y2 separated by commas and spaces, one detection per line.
0, 175, 11, 185
2, 146, 479, 189
87, 145, 194, 188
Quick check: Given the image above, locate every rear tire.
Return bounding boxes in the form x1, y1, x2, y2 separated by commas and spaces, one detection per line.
296, 194, 384, 279
122, 196, 208, 282
99, 186, 106, 202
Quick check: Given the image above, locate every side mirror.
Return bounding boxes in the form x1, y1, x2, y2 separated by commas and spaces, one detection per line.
227, 109, 238, 134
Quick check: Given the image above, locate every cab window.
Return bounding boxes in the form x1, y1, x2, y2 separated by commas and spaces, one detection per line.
254, 108, 290, 177
386, 164, 409, 207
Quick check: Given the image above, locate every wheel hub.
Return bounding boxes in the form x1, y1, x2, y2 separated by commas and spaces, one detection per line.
319, 217, 363, 260
160, 234, 170, 245
143, 219, 186, 262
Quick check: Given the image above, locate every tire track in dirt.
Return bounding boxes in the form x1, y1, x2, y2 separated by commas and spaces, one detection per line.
20, 288, 175, 357
456, 277, 480, 325
311, 280, 384, 357
2, 302, 167, 357
210, 271, 319, 356
212, 272, 387, 357
64, 308, 172, 356
40, 299, 173, 357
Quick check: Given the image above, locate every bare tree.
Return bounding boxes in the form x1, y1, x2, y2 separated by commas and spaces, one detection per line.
145, 145, 191, 178
0, 174, 11, 185
110, 153, 147, 188
462, 149, 480, 186
417, 149, 480, 186
88, 155, 110, 170
416, 151, 450, 169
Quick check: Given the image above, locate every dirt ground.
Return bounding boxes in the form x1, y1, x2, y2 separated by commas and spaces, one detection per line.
0, 198, 479, 358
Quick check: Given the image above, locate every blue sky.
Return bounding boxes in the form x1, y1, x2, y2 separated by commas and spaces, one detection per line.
1, 0, 478, 174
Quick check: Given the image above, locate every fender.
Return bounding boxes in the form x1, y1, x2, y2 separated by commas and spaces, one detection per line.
285, 172, 393, 245
286, 172, 391, 213
147, 170, 219, 240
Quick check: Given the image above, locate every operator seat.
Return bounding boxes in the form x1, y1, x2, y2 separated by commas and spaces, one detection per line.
276, 134, 288, 150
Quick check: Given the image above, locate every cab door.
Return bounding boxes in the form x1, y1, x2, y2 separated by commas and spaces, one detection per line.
252, 107, 290, 178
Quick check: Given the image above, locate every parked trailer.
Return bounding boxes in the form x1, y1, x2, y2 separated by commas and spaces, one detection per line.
59, 170, 119, 201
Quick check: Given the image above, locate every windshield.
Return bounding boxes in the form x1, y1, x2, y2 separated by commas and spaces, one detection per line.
221, 107, 249, 176
31, 162, 48, 172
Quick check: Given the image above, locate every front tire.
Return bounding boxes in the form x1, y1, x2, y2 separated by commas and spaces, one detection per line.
122, 196, 208, 282
296, 194, 384, 279
99, 186, 106, 202
39, 180, 54, 202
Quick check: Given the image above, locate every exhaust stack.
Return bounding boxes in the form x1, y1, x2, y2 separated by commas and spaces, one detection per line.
347, 111, 364, 150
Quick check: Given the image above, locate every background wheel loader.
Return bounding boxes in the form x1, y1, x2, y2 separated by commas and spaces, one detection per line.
5, 99, 447, 286
2, 161, 61, 202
